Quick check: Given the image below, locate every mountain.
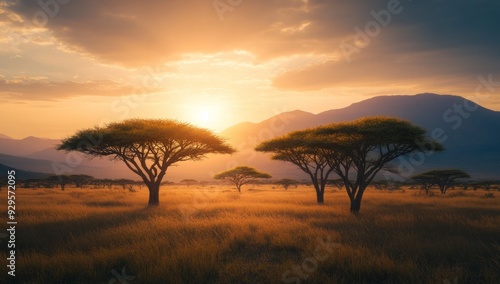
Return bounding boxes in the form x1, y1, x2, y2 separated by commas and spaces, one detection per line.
0, 153, 134, 180
0, 134, 12, 139
0, 135, 134, 179
1, 94, 499, 181
215, 93, 500, 180
0, 136, 59, 157
0, 163, 49, 180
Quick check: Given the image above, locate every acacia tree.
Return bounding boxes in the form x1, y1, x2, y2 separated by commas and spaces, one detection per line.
180, 179, 198, 187
46, 175, 72, 191
315, 117, 443, 212
255, 130, 337, 204
257, 117, 443, 212
328, 179, 345, 191
276, 179, 298, 190
412, 169, 470, 194
57, 119, 235, 206
214, 166, 271, 192
70, 174, 94, 188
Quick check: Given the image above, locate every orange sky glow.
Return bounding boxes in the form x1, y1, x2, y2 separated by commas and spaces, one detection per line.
1, 0, 499, 139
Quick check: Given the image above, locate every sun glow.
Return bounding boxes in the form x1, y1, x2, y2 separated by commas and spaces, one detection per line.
187, 104, 223, 130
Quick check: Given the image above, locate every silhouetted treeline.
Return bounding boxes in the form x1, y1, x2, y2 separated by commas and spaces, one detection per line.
11, 175, 143, 191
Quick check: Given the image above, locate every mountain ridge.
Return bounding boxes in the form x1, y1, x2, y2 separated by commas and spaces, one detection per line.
1, 94, 499, 180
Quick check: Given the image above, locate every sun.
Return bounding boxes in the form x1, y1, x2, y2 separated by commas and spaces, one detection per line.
198, 109, 212, 122
188, 105, 220, 130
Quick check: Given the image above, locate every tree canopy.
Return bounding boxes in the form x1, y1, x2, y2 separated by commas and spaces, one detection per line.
412, 169, 470, 194
275, 179, 298, 190
314, 116, 443, 212
257, 116, 443, 212
57, 119, 235, 206
214, 166, 271, 192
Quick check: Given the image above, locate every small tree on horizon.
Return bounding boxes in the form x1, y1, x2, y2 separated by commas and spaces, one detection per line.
57, 119, 235, 206
276, 179, 298, 190
70, 174, 94, 188
214, 166, 271, 192
46, 175, 72, 191
180, 179, 198, 187
328, 179, 345, 191
412, 169, 470, 194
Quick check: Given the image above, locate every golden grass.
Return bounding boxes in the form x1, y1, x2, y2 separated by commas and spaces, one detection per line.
1, 185, 499, 283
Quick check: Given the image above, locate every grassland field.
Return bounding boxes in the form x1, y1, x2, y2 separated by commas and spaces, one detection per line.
1, 185, 499, 284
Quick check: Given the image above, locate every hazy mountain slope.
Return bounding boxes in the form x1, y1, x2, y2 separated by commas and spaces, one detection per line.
312, 94, 500, 178
0, 153, 133, 180
1, 94, 498, 181
214, 93, 500, 180
0, 163, 49, 180
0, 136, 59, 157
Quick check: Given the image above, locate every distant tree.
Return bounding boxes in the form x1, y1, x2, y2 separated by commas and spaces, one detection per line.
114, 179, 136, 190
412, 169, 471, 194
180, 179, 198, 187
257, 117, 443, 212
214, 166, 271, 192
328, 179, 345, 191
276, 179, 298, 190
70, 175, 93, 188
470, 181, 497, 191
371, 180, 402, 191
92, 178, 114, 189
46, 175, 72, 191
57, 119, 235, 206
22, 178, 43, 189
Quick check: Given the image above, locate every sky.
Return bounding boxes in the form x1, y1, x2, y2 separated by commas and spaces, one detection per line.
1, 0, 499, 139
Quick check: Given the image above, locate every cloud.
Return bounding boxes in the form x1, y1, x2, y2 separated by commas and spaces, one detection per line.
271, 0, 500, 92
0, 77, 142, 101
3, 0, 500, 96
4, 0, 311, 66
272, 40, 500, 92
4, 0, 403, 66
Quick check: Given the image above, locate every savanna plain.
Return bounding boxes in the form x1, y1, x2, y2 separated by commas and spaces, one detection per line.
1, 185, 499, 284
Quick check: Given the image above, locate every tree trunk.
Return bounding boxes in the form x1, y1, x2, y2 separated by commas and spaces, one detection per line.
316, 190, 324, 204
148, 183, 160, 206
349, 198, 360, 213
237, 184, 241, 192
312, 179, 324, 204
439, 185, 446, 194
350, 187, 366, 213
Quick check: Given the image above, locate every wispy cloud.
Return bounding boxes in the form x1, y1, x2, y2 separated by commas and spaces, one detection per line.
0, 77, 144, 101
